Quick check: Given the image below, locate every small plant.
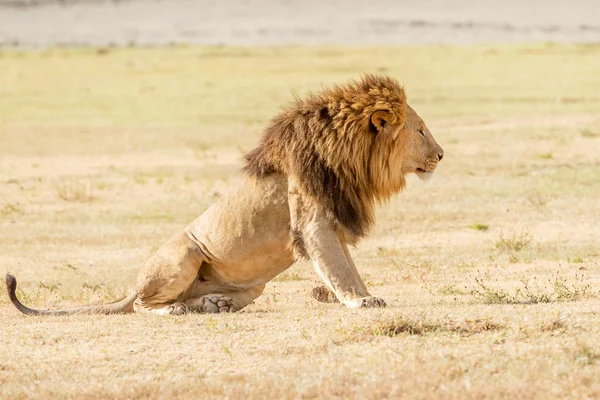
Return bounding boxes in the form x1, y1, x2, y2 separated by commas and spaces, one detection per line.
519, 278, 553, 304
527, 192, 553, 210
368, 317, 503, 337
469, 223, 489, 231
434, 284, 470, 296
376, 246, 401, 257
221, 345, 233, 359
133, 174, 147, 185
540, 318, 567, 333
538, 152, 553, 160
580, 129, 600, 138
0, 203, 21, 218
468, 273, 593, 305
494, 231, 532, 253
470, 276, 517, 304
38, 282, 59, 292
394, 249, 436, 270
56, 178, 94, 202
552, 274, 591, 301
574, 344, 600, 366
186, 139, 216, 160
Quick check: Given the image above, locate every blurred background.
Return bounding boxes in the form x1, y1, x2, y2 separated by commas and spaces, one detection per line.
1, 0, 599, 46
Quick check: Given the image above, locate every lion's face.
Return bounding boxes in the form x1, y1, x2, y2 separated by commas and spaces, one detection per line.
397, 106, 444, 180
370, 104, 444, 196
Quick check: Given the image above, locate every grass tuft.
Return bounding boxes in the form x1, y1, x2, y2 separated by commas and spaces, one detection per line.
494, 231, 532, 253
369, 317, 504, 337
469, 223, 489, 231
0, 203, 21, 218
55, 178, 95, 203
540, 318, 567, 332
527, 192, 553, 210
580, 129, 600, 138
574, 343, 600, 366
469, 273, 593, 305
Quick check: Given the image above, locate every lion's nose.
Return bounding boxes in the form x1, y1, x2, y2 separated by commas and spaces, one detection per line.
438, 151, 444, 161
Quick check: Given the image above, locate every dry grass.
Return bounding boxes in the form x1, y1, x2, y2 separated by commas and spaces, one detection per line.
366, 316, 505, 336
55, 177, 95, 203
468, 273, 593, 305
1, 44, 600, 399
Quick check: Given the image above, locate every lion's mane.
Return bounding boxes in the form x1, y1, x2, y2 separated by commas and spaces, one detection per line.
244, 74, 407, 245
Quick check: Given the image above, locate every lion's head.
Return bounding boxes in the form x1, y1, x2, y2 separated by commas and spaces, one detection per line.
370, 104, 444, 189
245, 74, 443, 244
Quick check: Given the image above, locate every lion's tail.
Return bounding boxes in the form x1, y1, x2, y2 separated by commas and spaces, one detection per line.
5, 274, 137, 316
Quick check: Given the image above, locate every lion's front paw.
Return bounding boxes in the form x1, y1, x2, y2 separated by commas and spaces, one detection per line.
346, 296, 387, 309
200, 294, 234, 313
360, 296, 387, 308
164, 302, 190, 315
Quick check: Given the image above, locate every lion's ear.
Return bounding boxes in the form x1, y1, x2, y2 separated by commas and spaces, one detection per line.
370, 110, 391, 134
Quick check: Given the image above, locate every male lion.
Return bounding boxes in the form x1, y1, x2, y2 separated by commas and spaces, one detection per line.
5, 74, 443, 316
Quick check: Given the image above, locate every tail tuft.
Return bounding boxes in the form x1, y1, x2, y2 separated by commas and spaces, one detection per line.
5, 274, 17, 296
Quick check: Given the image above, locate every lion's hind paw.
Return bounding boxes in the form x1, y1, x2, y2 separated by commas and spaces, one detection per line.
311, 286, 339, 303
199, 294, 234, 313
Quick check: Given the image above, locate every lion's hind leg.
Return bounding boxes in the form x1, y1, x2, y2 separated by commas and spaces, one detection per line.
134, 231, 206, 316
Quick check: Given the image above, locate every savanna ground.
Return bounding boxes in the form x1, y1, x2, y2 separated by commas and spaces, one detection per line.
1, 44, 600, 398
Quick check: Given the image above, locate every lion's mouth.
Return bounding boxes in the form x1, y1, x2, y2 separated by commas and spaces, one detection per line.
415, 167, 435, 181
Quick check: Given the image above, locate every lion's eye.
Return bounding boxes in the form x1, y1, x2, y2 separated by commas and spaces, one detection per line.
418, 129, 425, 138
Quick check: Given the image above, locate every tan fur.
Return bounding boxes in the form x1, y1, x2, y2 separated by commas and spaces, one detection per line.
5, 74, 444, 316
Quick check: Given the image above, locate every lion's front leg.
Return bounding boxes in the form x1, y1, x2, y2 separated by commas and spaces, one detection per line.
289, 186, 385, 309
305, 218, 386, 309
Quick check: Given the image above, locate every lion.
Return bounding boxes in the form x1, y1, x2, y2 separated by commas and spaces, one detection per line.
5, 74, 444, 316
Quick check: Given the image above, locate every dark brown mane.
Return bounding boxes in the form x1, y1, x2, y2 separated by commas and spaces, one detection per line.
244, 74, 407, 243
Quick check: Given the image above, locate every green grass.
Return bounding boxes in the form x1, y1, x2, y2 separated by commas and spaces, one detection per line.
1, 44, 600, 143
469, 223, 489, 231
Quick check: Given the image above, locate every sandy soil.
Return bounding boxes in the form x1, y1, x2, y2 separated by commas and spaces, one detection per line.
1, 0, 599, 47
